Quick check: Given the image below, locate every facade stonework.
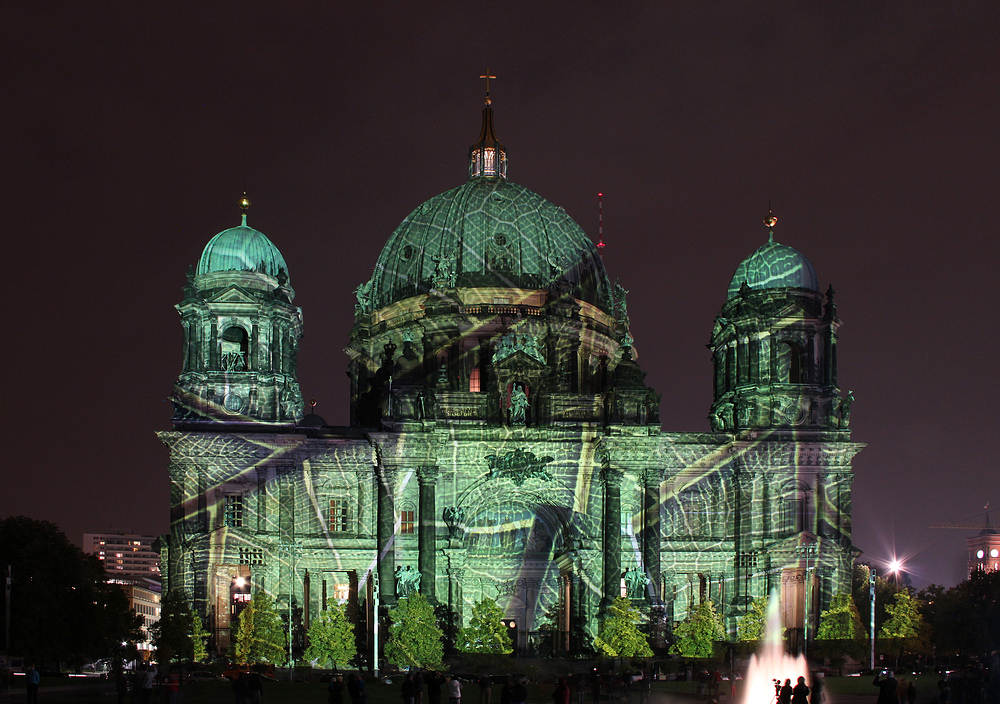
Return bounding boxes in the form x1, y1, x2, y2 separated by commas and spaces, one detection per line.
160, 107, 862, 658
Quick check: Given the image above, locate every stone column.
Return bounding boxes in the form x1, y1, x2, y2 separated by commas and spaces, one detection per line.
375, 465, 397, 602
641, 469, 661, 604
417, 465, 439, 602
601, 466, 623, 610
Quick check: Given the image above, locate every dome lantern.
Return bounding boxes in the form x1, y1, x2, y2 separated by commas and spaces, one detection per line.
468, 71, 507, 180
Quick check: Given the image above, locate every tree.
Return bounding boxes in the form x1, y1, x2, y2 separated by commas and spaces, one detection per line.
457, 598, 513, 654
879, 591, 929, 666
594, 596, 652, 658
921, 571, 1000, 657
305, 604, 356, 668
234, 591, 287, 664
670, 599, 725, 659
0, 516, 143, 663
817, 593, 865, 640
736, 596, 768, 642
153, 590, 194, 663
385, 593, 444, 669
192, 614, 209, 662
815, 593, 866, 672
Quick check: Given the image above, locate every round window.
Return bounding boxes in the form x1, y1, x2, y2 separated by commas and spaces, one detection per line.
493, 233, 507, 246
977, 549, 985, 559
991, 548, 999, 558
401, 244, 414, 261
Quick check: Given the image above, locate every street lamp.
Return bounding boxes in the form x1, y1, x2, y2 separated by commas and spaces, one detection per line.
869, 567, 876, 671
888, 559, 903, 590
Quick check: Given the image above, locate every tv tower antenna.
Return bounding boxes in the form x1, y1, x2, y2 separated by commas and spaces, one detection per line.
597, 192, 605, 256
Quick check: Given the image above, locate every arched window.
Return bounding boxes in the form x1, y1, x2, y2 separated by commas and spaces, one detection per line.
775, 341, 803, 384
221, 326, 249, 371
781, 483, 810, 535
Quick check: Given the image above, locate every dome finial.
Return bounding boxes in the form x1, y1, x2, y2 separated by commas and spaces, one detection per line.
479, 69, 496, 106
469, 73, 507, 180
764, 201, 777, 243
239, 192, 251, 226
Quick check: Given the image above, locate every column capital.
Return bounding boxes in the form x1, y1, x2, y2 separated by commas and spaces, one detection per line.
599, 466, 624, 486
417, 465, 440, 483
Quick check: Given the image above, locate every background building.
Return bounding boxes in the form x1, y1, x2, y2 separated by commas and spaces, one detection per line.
84, 532, 161, 582
160, 100, 862, 657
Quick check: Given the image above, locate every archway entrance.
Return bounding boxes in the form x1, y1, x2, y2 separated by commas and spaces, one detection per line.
461, 500, 578, 655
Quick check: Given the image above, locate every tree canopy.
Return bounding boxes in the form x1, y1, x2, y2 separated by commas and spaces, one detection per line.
594, 596, 652, 658
817, 593, 866, 641
0, 516, 143, 663
385, 592, 443, 669
305, 604, 356, 668
670, 599, 725, 659
736, 596, 768, 642
457, 598, 513, 654
920, 570, 1000, 657
234, 591, 287, 664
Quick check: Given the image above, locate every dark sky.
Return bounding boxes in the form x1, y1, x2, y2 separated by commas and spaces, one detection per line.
3, 3, 997, 589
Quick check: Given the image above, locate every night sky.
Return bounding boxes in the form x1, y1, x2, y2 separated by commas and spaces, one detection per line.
3, 4, 997, 589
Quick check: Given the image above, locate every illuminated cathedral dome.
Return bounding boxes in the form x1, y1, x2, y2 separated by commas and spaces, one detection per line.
197, 212, 289, 280
727, 230, 818, 299
367, 179, 611, 312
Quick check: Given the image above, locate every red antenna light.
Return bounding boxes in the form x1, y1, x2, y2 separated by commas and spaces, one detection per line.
597, 192, 605, 255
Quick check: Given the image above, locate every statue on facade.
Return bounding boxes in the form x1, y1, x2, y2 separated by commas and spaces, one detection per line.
431, 253, 457, 289
395, 564, 421, 597
624, 568, 649, 599
735, 396, 754, 427
711, 401, 734, 431
837, 390, 854, 428
443, 506, 466, 539
280, 384, 301, 420
645, 389, 661, 424
612, 280, 629, 321
354, 280, 373, 313
509, 384, 529, 425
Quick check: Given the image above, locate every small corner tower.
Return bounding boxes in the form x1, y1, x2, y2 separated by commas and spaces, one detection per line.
708, 212, 847, 432
170, 195, 304, 424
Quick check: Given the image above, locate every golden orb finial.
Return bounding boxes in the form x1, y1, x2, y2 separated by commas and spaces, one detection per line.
764, 212, 777, 230
239, 193, 251, 212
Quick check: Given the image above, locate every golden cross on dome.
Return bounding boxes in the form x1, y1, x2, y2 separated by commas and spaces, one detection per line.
479, 70, 496, 104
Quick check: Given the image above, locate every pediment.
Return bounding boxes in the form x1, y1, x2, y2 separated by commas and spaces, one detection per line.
493, 349, 548, 371
207, 285, 258, 305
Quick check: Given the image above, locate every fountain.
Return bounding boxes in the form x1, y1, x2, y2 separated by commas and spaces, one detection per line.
741, 590, 808, 704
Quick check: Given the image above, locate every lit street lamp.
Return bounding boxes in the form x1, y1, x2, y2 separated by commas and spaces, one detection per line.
869, 567, 876, 670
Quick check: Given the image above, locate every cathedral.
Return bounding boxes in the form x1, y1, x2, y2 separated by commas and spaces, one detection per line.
159, 96, 863, 659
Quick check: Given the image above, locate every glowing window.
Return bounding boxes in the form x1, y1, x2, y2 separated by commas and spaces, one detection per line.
329, 498, 350, 533
978, 549, 986, 559
333, 583, 351, 602
399, 510, 415, 534
224, 494, 244, 528
469, 367, 481, 393
992, 549, 999, 558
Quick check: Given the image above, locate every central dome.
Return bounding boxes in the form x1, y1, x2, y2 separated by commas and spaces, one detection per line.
368, 178, 612, 312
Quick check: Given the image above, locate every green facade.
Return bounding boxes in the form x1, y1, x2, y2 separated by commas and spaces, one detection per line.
160, 108, 862, 659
